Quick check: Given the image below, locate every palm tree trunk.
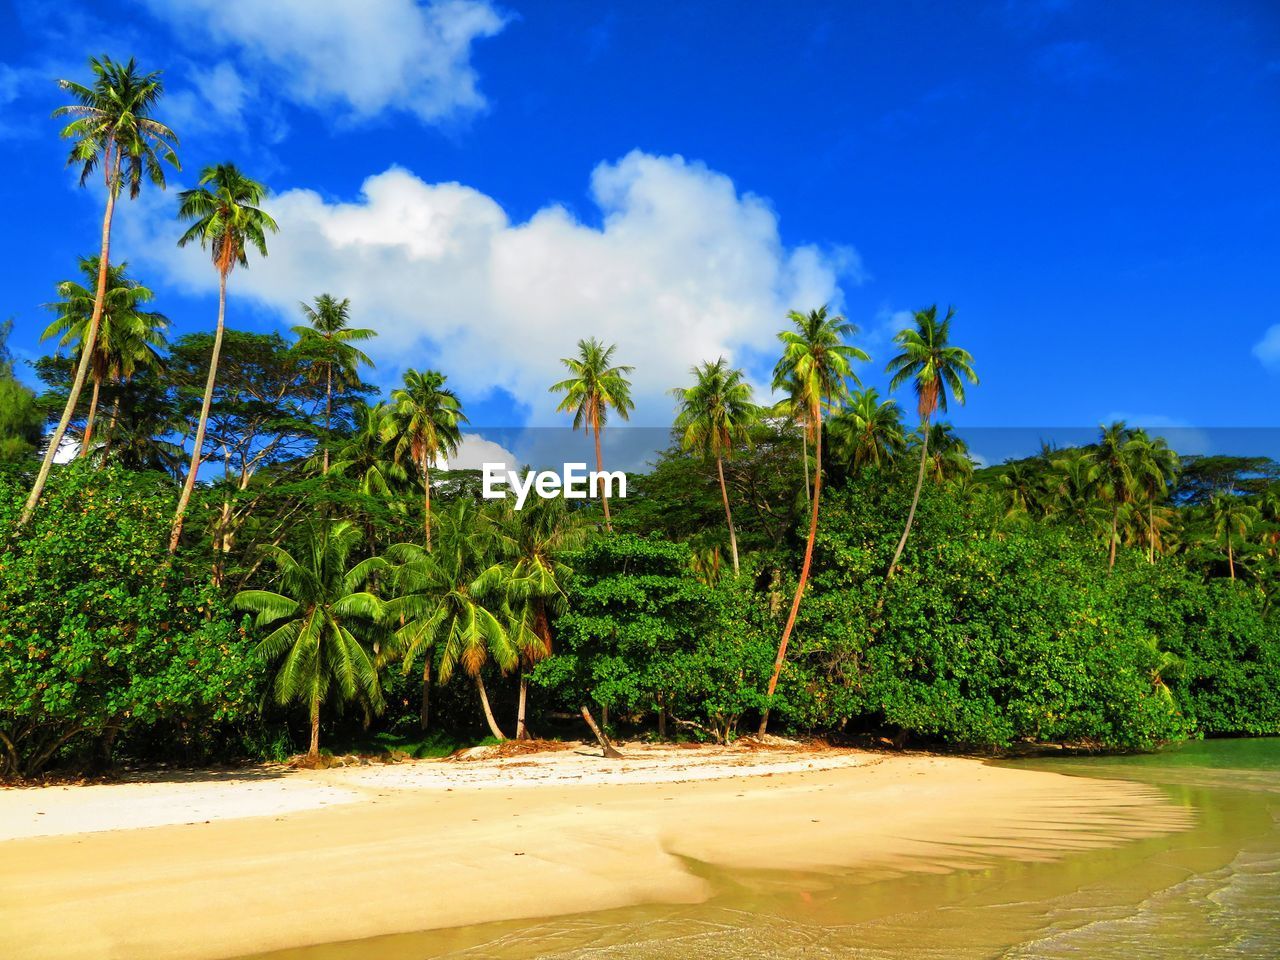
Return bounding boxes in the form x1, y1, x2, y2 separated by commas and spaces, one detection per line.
323, 365, 332, 475
1228, 540, 1235, 581
79, 373, 102, 460
516, 671, 529, 740
1148, 504, 1155, 563
100, 394, 121, 463
422, 456, 433, 550
594, 417, 611, 531
476, 675, 507, 740
170, 268, 229, 553
1108, 504, 1119, 572
887, 420, 930, 580
419, 658, 431, 731
19, 152, 120, 528
760, 424, 823, 735
308, 696, 321, 759
801, 429, 811, 502
716, 454, 740, 577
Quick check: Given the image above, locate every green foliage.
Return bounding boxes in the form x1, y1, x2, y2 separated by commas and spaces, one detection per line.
0, 321, 42, 462
0, 463, 260, 778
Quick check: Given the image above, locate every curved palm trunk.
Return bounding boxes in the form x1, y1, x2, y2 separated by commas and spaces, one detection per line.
1107, 504, 1119, 572
887, 420, 930, 580
20, 157, 119, 528
1148, 503, 1156, 564
476, 675, 507, 740
801, 430, 811, 502
516, 671, 530, 740
759, 425, 823, 735
308, 695, 321, 759
594, 416, 611, 531
79, 373, 102, 460
1228, 540, 1235, 581
170, 269, 230, 553
716, 453, 740, 577
419, 658, 431, 731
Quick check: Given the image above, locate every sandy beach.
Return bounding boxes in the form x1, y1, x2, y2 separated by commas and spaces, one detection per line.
0, 743, 1193, 960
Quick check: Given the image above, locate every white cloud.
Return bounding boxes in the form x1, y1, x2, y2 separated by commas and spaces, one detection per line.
1254, 324, 1280, 371
141, 0, 507, 125
438, 434, 517, 471
121, 151, 854, 427
164, 62, 256, 135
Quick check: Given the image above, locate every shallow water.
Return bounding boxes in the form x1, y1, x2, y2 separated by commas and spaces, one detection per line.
250, 738, 1280, 959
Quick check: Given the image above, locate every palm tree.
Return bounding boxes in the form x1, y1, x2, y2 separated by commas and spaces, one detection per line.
384, 501, 520, 740
234, 521, 386, 759
492, 496, 585, 738
169, 164, 277, 553
671, 358, 760, 576
760, 306, 867, 734
920, 422, 973, 485
885, 305, 979, 579
1210, 492, 1259, 581
21, 55, 178, 527
383, 369, 467, 551
1130, 431, 1180, 563
550, 338, 634, 531
293, 294, 375, 475
1090, 422, 1142, 571
42, 257, 167, 459
331, 400, 407, 500
829, 387, 905, 476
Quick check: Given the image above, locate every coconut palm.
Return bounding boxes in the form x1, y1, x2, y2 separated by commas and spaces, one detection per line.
293, 294, 375, 475
760, 306, 867, 734
920, 422, 973, 485
169, 164, 277, 553
42, 257, 167, 459
234, 521, 386, 759
492, 496, 585, 738
384, 500, 520, 740
383, 369, 467, 551
1090, 422, 1143, 571
331, 400, 407, 500
21, 55, 178, 527
885, 305, 979, 578
1130, 431, 1180, 563
1209, 492, 1259, 581
829, 387, 906, 476
671, 358, 760, 576
550, 338, 634, 531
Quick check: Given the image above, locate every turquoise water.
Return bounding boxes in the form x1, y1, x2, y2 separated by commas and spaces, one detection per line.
249, 738, 1280, 959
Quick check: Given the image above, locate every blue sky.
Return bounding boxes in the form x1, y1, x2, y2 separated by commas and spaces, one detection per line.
2, 0, 1278, 462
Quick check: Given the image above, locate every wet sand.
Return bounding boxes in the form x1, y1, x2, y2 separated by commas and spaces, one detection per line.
0, 744, 1192, 960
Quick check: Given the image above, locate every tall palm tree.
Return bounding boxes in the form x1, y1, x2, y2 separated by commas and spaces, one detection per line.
331, 400, 407, 501
920, 422, 973, 485
492, 496, 585, 738
550, 338, 634, 531
234, 521, 386, 759
829, 387, 906, 476
42, 257, 167, 459
760, 306, 866, 734
1090, 422, 1142, 572
21, 55, 178, 527
293, 294, 375, 475
383, 369, 467, 551
169, 164, 277, 553
671, 358, 760, 576
885, 305, 978, 579
1130, 431, 1180, 563
385, 501, 520, 740
1210, 492, 1259, 581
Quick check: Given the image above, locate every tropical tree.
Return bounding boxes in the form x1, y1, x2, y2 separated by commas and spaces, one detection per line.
169, 164, 277, 553
21, 55, 178, 527
293, 294, 375, 474
829, 387, 905, 476
760, 306, 867, 733
885, 305, 978, 578
1130, 431, 1180, 562
1209, 492, 1259, 581
384, 501, 519, 739
42, 257, 167, 458
332, 400, 407, 500
0, 321, 42, 461
550, 338, 634, 531
920, 422, 973, 485
234, 521, 386, 759
1090, 422, 1142, 571
383, 369, 466, 551
492, 496, 585, 738
671, 358, 760, 576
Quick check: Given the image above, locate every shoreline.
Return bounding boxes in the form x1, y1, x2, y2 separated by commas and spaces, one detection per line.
0, 744, 1194, 960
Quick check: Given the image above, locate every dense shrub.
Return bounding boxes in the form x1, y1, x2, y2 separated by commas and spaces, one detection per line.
0, 464, 261, 778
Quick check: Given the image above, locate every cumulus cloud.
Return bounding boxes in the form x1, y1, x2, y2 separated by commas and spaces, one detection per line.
140, 0, 508, 124
438, 434, 517, 471
1254, 324, 1280, 372
120, 151, 855, 427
